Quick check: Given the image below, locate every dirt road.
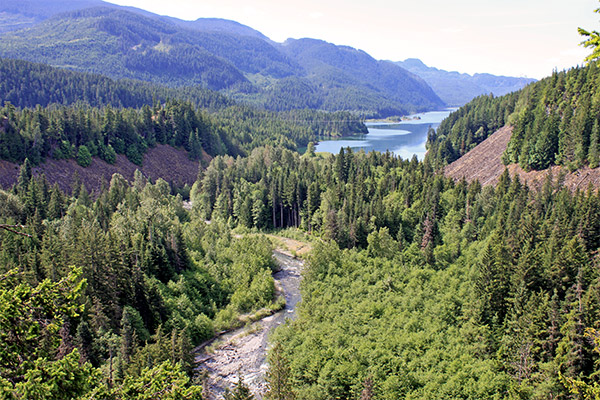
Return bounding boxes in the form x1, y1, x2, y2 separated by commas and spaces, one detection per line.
195, 250, 303, 399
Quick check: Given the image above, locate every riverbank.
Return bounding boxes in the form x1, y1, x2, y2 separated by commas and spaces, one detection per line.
195, 249, 305, 399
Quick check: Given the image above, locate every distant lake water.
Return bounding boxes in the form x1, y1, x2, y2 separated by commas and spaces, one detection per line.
315, 109, 453, 160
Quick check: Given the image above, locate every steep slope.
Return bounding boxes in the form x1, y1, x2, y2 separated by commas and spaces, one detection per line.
444, 125, 515, 185
444, 125, 600, 190
427, 62, 600, 172
0, 4, 446, 116
0, 144, 201, 193
280, 39, 445, 116
0, 8, 252, 89
396, 58, 535, 106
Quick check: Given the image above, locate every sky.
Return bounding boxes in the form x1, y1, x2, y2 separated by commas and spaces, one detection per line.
107, 0, 599, 79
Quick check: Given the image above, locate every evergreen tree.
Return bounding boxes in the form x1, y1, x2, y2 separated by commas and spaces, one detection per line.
77, 145, 92, 167
224, 372, 255, 400
17, 158, 32, 196
265, 343, 295, 400
589, 120, 600, 168
46, 183, 65, 220
579, 4, 600, 62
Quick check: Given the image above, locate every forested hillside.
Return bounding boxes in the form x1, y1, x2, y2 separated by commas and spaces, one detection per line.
0, 168, 282, 398
3, 139, 600, 398
0, 57, 234, 110
0, 8, 250, 90
2, 2, 599, 399
427, 62, 600, 172
0, 100, 365, 173
2, 67, 600, 400
0, 5, 446, 117
0, 57, 366, 179
271, 39, 445, 115
191, 146, 600, 399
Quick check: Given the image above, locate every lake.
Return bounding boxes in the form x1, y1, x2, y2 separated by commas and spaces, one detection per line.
315, 109, 453, 160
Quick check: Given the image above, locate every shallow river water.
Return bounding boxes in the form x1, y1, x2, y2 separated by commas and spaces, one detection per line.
195, 251, 303, 399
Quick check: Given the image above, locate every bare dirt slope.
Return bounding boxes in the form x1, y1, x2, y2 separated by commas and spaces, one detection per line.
444, 125, 513, 186
445, 126, 600, 191
0, 144, 203, 193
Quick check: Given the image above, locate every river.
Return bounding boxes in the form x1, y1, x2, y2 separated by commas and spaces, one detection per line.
195, 250, 303, 399
315, 109, 453, 160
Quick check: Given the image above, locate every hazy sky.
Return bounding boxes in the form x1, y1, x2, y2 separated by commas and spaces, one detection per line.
108, 0, 599, 79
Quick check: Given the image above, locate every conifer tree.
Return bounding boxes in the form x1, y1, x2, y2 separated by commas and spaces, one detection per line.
588, 120, 599, 168
77, 145, 92, 167
47, 183, 64, 220
17, 158, 32, 196
265, 343, 295, 400
224, 372, 254, 400
579, 3, 600, 62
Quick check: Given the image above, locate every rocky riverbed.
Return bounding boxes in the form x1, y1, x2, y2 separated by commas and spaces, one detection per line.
195, 250, 303, 399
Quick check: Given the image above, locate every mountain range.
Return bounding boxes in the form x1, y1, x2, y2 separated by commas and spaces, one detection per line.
0, 0, 534, 116
396, 58, 536, 106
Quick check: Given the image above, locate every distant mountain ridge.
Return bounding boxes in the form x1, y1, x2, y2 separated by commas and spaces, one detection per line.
396, 58, 536, 106
0, 0, 267, 39
0, 4, 444, 117
277, 38, 444, 114
0, 0, 530, 116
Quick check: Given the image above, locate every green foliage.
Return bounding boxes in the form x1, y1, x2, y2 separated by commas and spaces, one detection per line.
0, 57, 233, 110
427, 62, 600, 172
0, 8, 248, 90
0, 170, 282, 394
0, 99, 366, 168
0, 267, 86, 384
579, 2, 600, 62
224, 374, 255, 400
3, 135, 600, 398
3, 349, 100, 400
115, 361, 203, 400
0, 6, 444, 117
426, 93, 517, 168
265, 342, 295, 400
186, 147, 600, 398
76, 144, 92, 167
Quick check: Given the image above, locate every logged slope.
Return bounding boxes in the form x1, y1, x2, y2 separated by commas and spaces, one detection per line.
0, 144, 201, 193
444, 125, 514, 186
445, 125, 600, 190
428, 63, 600, 174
